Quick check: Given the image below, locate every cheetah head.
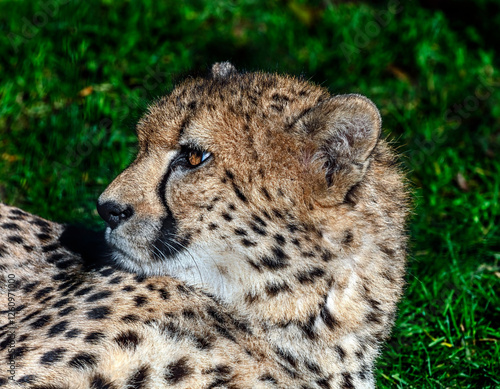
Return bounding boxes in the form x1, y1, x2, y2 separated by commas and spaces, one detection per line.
98, 63, 405, 318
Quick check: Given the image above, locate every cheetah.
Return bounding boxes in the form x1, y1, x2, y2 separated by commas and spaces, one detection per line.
0, 62, 409, 388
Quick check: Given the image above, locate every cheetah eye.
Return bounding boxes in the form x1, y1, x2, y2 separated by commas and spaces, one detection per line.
174, 146, 212, 170
188, 149, 211, 167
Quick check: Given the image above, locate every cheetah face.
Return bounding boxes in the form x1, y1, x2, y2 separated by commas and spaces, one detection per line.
97, 63, 382, 303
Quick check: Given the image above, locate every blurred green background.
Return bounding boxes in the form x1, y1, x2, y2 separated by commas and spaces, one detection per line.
0, 0, 499, 387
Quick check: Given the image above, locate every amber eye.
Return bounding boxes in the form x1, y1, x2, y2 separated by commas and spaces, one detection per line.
187, 149, 211, 167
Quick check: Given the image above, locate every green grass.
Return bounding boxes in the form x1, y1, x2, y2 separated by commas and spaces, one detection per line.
1, 0, 499, 386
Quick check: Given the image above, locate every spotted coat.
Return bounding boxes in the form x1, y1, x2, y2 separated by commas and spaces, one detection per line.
0, 63, 410, 388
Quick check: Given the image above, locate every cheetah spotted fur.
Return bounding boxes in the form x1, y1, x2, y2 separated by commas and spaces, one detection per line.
0, 63, 409, 388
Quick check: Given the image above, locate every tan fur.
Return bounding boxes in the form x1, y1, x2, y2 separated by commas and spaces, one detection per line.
0, 63, 409, 388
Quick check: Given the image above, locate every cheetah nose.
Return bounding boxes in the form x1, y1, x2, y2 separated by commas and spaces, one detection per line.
96, 200, 134, 229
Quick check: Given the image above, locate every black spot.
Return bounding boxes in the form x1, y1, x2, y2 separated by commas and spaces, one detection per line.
289, 239, 300, 248
37, 233, 51, 241
379, 244, 395, 257
90, 374, 116, 389
40, 348, 67, 365
86, 290, 113, 303
99, 268, 114, 277
42, 243, 60, 252
0, 333, 14, 351
18, 333, 29, 342
1, 222, 20, 230
261, 187, 272, 201
75, 286, 94, 296
108, 276, 123, 284
22, 281, 40, 293
85, 331, 106, 344
250, 222, 266, 236
52, 272, 70, 281
259, 374, 277, 384
221, 212, 233, 222
7, 235, 24, 244
87, 306, 111, 320
365, 312, 382, 324
113, 330, 141, 352
342, 230, 354, 246
182, 309, 196, 319
321, 250, 334, 262
260, 247, 289, 270
305, 360, 321, 374
234, 228, 247, 236
275, 347, 297, 368
58, 306, 76, 316
9, 345, 28, 360
135, 275, 146, 283
34, 287, 53, 300
225, 169, 235, 181
300, 314, 317, 340
194, 335, 213, 350
265, 281, 290, 296
341, 372, 355, 389
69, 352, 98, 369
176, 284, 191, 295
274, 234, 286, 245
320, 306, 339, 330
32, 218, 50, 229
126, 366, 150, 388
10, 208, 28, 216
335, 345, 346, 362
214, 324, 237, 342
134, 295, 148, 307
121, 314, 140, 323
48, 320, 69, 337
34, 286, 54, 300
65, 329, 81, 338
20, 309, 42, 323
242, 239, 257, 247
343, 182, 360, 205
59, 280, 84, 294
233, 184, 248, 203
296, 267, 325, 284
358, 364, 370, 380
252, 214, 267, 227
158, 288, 170, 300
55, 259, 73, 269
122, 285, 135, 292
31, 315, 51, 329
317, 378, 331, 389
208, 223, 219, 230
17, 375, 36, 383
247, 259, 262, 271
164, 357, 192, 384
207, 306, 226, 324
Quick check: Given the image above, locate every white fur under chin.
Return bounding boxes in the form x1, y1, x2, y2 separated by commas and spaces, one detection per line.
106, 233, 244, 304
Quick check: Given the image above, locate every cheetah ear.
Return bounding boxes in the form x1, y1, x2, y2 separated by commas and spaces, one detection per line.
302, 94, 381, 201
210, 62, 237, 79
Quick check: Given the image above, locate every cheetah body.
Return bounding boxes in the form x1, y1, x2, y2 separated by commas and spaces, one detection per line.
0, 63, 409, 388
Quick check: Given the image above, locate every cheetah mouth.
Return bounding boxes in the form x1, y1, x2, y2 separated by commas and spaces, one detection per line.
104, 227, 148, 263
